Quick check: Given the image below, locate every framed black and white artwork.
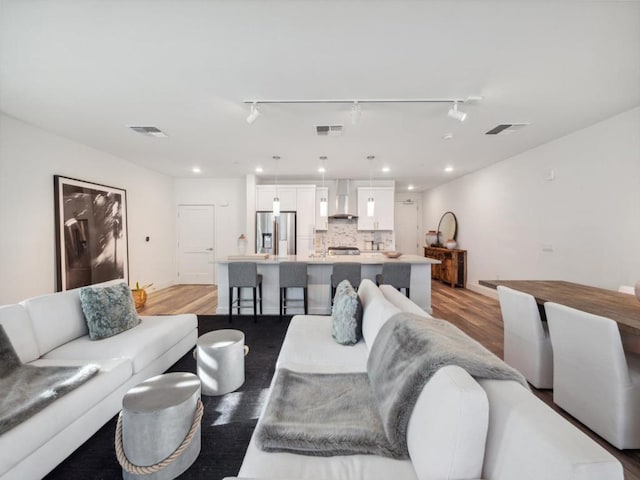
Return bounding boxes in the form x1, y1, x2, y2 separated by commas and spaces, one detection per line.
54, 175, 129, 291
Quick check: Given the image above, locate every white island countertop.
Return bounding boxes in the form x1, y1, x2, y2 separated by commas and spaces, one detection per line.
216, 253, 439, 316
216, 253, 440, 265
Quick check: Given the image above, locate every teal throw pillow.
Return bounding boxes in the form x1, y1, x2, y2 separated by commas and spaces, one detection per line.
79, 282, 140, 340
331, 280, 363, 345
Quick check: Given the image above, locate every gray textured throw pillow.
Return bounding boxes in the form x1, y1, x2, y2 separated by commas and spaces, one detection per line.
79, 282, 140, 340
331, 280, 363, 345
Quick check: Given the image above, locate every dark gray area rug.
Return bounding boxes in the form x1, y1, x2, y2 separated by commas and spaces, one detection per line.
44, 315, 289, 480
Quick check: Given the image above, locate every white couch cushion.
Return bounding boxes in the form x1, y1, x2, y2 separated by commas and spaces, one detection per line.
380, 285, 432, 318
21, 279, 126, 355
277, 315, 368, 373
407, 365, 488, 480
362, 297, 401, 351
0, 357, 131, 477
42, 314, 197, 373
0, 304, 40, 363
239, 431, 419, 480
479, 378, 623, 480
21, 289, 88, 356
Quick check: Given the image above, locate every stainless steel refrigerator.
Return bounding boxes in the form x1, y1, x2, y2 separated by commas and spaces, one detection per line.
255, 211, 297, 255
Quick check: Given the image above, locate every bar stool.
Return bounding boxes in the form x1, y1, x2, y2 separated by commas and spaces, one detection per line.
375, 263, 411, 297
279, 262, 308, 321
228, 262, 262, 323
331, 263, 361, 303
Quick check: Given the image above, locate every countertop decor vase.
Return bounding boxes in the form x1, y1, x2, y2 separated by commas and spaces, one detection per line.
237, 234, 248, 256
445, 239, 458, 249
425, 230, 438, 247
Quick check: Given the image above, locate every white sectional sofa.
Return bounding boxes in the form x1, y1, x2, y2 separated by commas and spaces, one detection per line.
0, 281, 197, 480
231, 279, 623, 480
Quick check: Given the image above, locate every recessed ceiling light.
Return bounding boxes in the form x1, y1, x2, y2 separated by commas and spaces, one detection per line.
192, 166, 201, 174
442, 133, 454, 140
381, 166, 390, 173
408, 185, 414, 190
444, 166, 454, 173
255, 167, 263, 173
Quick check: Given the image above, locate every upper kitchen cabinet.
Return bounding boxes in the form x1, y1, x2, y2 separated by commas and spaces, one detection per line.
296, 186, 316, 237
315, 187, 329, 231
256, 185, 297, 211
357, 187, 394, 230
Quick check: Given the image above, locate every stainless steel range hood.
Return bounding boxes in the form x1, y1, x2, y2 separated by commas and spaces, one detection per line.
329, 179, 358, 219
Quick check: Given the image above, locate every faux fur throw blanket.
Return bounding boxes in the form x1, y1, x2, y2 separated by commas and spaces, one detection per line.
257, 312, 527, 457
0, 325, 99, 435
257, 368, 401, 457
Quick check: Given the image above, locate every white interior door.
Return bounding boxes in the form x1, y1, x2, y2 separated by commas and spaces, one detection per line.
394, 200, 420, 255
177, 205, 215, 284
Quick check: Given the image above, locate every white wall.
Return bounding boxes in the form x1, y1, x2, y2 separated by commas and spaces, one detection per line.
174, 178, 246, 261
0, 114, 177, 304
423, 107, 640, 293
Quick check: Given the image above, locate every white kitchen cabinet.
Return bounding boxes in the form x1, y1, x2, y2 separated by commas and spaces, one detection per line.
315, 187, 329, 231
357, 187, 394, 230
256, 185, 297, 211
296, 235, 315, 259
296, 186, 316, 237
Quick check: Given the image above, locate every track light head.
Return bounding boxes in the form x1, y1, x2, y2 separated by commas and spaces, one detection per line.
448, 101, 467, 122
246, 102, 261, 124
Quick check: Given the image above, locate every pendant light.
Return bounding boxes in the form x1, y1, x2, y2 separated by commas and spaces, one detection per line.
367, 155, 375, 217
272, 155, 280, 217
319, 156, 328, 217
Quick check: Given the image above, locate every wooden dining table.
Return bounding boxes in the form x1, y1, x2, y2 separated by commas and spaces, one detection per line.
479, 280, 640, 334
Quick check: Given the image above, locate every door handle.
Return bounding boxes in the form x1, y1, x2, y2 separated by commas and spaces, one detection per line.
205, 247, 213, 251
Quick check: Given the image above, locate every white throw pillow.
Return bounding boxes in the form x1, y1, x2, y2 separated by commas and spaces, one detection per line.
362, 297, 401, 351
407, 365, 488, 480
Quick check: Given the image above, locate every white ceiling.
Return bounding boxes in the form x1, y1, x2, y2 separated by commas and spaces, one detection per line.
1, 0, 639, 191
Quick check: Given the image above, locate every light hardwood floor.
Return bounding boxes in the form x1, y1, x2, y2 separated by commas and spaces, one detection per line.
143, 281, 640, 479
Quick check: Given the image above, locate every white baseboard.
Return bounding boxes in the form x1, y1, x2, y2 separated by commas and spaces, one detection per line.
466, 282, 498, 300
147, 279, 177, 293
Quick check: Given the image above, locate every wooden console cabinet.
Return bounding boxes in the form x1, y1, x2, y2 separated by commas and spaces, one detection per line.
424, 246, 467, 288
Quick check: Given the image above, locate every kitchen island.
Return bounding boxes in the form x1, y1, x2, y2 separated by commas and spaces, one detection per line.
215, 254, 440, 316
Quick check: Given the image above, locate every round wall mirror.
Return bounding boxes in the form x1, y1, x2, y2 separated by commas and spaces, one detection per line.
437, 211, 457, 245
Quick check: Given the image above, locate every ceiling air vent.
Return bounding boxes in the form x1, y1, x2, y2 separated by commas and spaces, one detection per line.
128, 125, 168, 138
485, 123, 529, 135
316, 125, 344, 136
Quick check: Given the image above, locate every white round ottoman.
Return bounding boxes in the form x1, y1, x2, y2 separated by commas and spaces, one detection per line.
117, 372, 203, 480
196, 329, 248, 396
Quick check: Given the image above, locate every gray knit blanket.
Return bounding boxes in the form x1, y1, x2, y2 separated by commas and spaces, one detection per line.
257, 312, 527, 457
0, 326, 99, 435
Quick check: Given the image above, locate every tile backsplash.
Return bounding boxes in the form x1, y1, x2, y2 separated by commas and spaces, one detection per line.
314, 218, 394, 252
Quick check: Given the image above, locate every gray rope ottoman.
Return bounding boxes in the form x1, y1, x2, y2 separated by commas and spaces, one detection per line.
116, 372, 203, 479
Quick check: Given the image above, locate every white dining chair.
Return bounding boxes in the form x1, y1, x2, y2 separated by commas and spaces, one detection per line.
497, 286, 553, 389
545, 302, 640, 449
